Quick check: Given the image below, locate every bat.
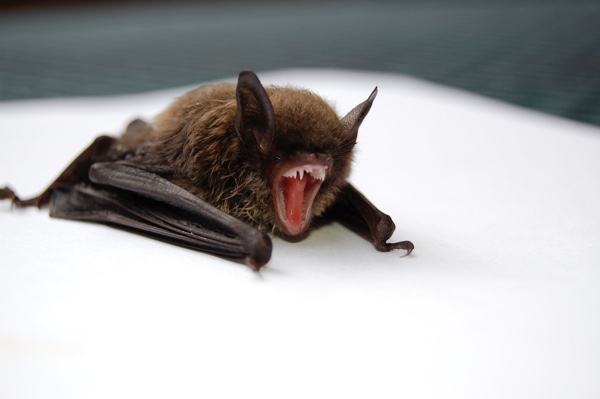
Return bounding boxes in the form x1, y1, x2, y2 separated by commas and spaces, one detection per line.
1, 71, 413, 270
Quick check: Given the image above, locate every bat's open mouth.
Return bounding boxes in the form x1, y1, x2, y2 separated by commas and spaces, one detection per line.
273, 162, 328, 236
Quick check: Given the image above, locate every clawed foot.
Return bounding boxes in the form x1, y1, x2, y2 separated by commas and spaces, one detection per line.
0, 186, 16, 201
0, 186, 43, 208
375, 239, 414, 255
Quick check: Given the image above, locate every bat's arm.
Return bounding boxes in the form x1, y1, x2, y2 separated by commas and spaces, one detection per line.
329, 183, 413, 254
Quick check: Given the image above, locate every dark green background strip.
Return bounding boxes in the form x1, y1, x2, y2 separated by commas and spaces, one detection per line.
1, 1, 599, 126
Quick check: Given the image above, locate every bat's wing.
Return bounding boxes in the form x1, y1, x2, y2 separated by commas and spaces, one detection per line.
54, 162, 272, 269
327, 183, 414, 254
1, 135, 271, 269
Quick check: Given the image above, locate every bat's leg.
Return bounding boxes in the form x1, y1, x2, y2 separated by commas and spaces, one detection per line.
329, 183, 414, 254
76, 162, 272, 269
0, 187, 18, 202
1, 135, 116, 208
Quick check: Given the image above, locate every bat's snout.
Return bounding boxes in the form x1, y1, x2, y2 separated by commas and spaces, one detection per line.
271, 152, 331, 237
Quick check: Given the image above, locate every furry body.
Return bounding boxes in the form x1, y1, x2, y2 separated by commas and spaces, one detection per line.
117, 83, 354, 234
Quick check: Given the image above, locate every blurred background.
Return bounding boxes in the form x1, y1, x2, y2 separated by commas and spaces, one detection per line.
1, 0, 599, 126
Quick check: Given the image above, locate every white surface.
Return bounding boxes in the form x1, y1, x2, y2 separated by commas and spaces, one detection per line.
1, 70, 599, 398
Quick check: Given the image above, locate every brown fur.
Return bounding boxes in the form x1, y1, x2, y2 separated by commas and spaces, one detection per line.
116, 82, 357, 234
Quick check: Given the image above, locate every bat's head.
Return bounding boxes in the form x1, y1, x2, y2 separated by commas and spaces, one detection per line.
235, 71, 377, 236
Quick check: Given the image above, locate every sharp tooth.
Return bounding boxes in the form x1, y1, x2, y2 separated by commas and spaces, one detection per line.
315, 169, 323, 180
307, 168, 323, 181
284, 166, 329, 180
315, 168, 323, 180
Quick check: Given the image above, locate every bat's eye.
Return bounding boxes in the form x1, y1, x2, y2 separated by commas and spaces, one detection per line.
274, 154, 282, 163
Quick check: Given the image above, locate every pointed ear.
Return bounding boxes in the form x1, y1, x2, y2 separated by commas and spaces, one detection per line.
340, 87, 378, 143
235, 71, 275, 157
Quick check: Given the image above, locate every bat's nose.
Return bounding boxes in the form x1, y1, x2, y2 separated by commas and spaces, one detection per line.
295, 152, 331, 168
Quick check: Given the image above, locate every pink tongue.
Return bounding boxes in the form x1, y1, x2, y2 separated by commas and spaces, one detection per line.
283, 175, 308, 228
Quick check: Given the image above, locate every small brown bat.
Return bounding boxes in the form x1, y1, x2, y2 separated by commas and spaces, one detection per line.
0, 71, 413, 270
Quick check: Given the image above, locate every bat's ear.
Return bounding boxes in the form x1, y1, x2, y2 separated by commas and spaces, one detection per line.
340, 87, 378, 143
235, 71, 275, 158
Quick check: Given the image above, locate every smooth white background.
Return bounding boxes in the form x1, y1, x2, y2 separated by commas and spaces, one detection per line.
1, 70, 599, 398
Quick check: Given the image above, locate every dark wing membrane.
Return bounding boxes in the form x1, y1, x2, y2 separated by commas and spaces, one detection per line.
51, 162, 272, 269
